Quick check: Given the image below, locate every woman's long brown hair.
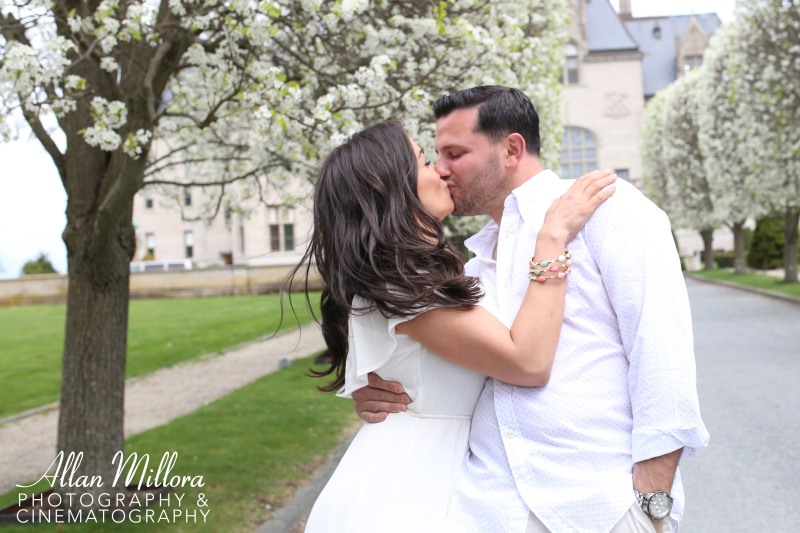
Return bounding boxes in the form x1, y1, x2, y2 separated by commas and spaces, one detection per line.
286, 121, 483, 392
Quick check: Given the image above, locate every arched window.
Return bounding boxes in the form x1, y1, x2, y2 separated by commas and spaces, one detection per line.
565, 42, 579, 85
560, 127, 597, 179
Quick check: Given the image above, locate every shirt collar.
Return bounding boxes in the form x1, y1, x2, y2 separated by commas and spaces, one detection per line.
464, 169, 562, 260
463, 217, 497, 262
509, 168, 562, 222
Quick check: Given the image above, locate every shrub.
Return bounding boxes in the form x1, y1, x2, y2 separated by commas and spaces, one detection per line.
20, 253, 58, 275
714, 252, 735, 269
747, 216, 784, 270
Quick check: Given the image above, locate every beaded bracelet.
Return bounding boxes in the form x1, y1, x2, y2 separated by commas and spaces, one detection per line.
529, 250, 572, 283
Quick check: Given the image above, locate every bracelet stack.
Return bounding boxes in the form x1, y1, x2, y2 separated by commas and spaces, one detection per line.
529, 250, 572, 283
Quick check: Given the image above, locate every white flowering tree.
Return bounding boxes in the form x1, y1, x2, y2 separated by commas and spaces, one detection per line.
643, 72, 720, 269
733, 0, 800, 282
641, 84, 671, 208
0, 0, 566, 507
696, 23, 764, 274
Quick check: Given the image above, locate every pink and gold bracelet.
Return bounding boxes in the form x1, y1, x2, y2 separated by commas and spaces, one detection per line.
529, 250, 572, 283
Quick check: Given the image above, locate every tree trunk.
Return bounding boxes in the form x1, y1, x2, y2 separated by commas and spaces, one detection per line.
52, 98, 144, 508
57, 199, 136, 506
700, 228, 715, 270
732, 220, 747, 274
784, 207, 799, 283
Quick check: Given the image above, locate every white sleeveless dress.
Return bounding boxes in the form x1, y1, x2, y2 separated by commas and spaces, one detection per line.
304, 296, 487, 532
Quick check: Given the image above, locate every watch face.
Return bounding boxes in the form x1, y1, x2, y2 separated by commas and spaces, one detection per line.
648, 493, 672, 520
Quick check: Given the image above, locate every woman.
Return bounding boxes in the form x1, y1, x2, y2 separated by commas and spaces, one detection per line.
292, 121, 615, 532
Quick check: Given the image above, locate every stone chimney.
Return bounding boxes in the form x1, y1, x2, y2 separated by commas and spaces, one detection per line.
619, 0, 632, 18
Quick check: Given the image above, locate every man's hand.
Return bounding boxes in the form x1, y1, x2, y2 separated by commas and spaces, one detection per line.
352, 372, 412, 423
633, 448, 683, 533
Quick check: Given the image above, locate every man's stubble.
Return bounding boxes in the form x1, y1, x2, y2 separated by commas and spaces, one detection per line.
452, 152, 506, 217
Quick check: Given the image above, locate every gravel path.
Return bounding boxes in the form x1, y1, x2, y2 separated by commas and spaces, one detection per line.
0, 324, 325, 494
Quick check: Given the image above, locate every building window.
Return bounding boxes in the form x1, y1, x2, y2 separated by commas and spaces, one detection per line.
145, 233, 156, 259
183, 187, 192, 207
683, 55, 703, 73
283, 224, 294, 250
144, 194, 153, 209
184, 230, 194, 259
564, 42, 579, 85
239, 225, 245, 255
652, 23, 662, 40
560, 127, 598, 180
614, 168, 630, 181
268, 206, 296, 252
269, 225, 280, 251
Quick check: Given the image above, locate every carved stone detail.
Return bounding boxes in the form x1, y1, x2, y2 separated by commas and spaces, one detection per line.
604, 92, 630, 118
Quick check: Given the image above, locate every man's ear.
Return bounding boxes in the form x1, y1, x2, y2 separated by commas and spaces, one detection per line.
504, 133, 526, 168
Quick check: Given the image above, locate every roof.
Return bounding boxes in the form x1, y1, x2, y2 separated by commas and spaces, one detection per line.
585, 0, 639, 52
624, 13, 722, 96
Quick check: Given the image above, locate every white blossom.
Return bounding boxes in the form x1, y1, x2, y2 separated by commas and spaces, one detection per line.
50, 98, 77, 117
300, 0, 324, 11
340, 0, 369, 21
100, 57, 119, 73
67, 14, 83, 34
122, 129, 153, 158
83, 126, 121, 151
64, 75, 85, 90
168, 0, 187, 16
90, 97, 127, 129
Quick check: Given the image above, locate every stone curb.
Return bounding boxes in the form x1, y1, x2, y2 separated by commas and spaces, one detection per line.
255, 434, 356, 533
0, 402, 59, 428
685, 273, 800, 306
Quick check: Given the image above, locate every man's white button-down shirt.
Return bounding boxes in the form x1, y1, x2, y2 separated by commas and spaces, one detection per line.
445, 170, 709, 533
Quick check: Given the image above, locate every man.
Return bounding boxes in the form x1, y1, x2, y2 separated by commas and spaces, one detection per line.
353, 86, 709, 532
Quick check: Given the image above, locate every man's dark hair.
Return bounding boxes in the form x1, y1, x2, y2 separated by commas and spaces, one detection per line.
433, 85, 541, 156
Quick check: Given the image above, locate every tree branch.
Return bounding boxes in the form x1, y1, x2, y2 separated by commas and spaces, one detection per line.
145, 155, 248, 177
144, 162, 282, 188
178, 181, 227, 222
144, 41, 174, 123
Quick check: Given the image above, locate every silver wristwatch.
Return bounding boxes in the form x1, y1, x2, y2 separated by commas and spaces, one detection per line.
634, 489, 673, 520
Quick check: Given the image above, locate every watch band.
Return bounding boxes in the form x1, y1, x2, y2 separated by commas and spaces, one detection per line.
634, 489, 650, 510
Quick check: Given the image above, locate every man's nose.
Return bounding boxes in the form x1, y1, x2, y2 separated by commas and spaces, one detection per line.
435, 159, 450, 177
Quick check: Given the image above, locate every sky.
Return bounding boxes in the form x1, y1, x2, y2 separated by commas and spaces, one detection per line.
0, 0, 738, 279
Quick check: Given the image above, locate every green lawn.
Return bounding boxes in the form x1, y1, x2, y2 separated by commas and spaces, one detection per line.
0, 292, 320, 420
690, 269, 800, 298
0, 354, 360, 532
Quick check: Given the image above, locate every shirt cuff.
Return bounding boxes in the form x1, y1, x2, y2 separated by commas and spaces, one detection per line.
632, 426, 710, 464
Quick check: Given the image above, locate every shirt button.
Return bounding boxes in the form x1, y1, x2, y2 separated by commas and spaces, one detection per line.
505, 430, 514, 438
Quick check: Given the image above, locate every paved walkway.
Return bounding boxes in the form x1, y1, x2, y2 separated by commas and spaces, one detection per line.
0, 324, 326, 494
678, 278, 800, 532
